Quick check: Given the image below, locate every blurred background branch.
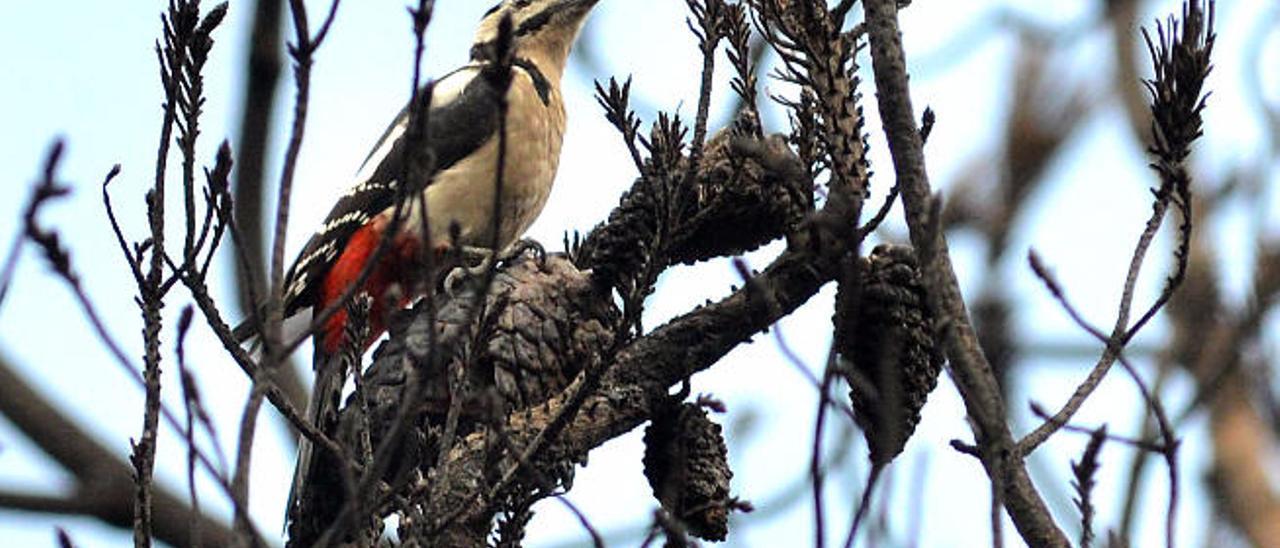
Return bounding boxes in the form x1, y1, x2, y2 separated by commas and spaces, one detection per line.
0, 0, 1276, 546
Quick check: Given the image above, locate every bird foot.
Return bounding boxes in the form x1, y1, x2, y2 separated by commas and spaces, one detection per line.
442, 239, 546, 296
500, 238, 547, 268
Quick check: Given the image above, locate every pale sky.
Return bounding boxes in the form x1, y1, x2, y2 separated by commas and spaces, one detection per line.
0, 1, 1276, 546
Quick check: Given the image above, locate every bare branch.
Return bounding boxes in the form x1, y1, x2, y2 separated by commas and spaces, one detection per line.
0, 352, 238, 547
861, 0, 1067, 544
1020, 0, 1214, 455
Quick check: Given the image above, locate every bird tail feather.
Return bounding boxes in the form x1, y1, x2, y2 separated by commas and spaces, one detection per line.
284, 347, 345, 534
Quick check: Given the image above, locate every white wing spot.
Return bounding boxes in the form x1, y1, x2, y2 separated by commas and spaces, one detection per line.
285, 239, 338, 300
343, 180, 392, 199
322, 211, 370, 234
286, 272, 310, 301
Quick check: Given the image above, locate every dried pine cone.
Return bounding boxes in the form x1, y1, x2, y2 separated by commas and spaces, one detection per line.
833, 244, 943, 465
391, 253, 620, 415
573, 176, 659, 288
576, 120, 811, 288
298, 255, 618, 545
642, 400, 734, 541
665, 126, 812, 265
481, 255, 618, 411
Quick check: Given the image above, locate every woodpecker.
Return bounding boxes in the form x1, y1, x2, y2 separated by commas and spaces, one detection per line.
269, 0, 601, 534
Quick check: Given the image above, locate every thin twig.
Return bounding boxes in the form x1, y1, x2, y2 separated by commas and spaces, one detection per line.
1072, 426, 1106, 548
1115, 354, 1180, 548
861, 0, 1068, 544
136, 3, 192, 542
266, 0, 343, 365
810, 367, 834, 548
231, 384, 268, 526
1027, 250, 1181, 548
29, 144, 267, 548
1018, 0, 1213, 456
855, 108, 932, 239
682, 0, 725, 188
594, 78, 647, 177
557, 496, 606, 548
844, 464, 883, 548
1028, 403, 1167, 452
175, 307, 204, 548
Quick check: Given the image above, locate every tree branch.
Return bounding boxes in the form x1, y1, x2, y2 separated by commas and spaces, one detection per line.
861, 0, 1068, 545
0, 352, 238, 547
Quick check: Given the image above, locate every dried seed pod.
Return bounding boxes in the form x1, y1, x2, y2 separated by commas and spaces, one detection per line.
576, 121, 812, 288
574, 176, 660, 288
833, 244, 943, 465
642, 401, 733, 541
665, 128, 812, 265
482, 255, 618, 411
309, 255, 617, 544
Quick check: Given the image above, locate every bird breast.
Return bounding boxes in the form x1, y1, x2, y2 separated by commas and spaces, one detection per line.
407, 68, 566, 251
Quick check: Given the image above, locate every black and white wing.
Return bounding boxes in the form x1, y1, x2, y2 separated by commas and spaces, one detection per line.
281, 66, 506, 315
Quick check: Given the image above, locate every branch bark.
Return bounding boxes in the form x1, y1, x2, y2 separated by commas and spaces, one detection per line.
0, 352, 237, 547
861, 0, 1068, 545
299, 130, 855, 545
418, 208, 852, 544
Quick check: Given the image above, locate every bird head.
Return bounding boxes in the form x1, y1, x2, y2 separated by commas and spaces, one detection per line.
473, 0, 600, 81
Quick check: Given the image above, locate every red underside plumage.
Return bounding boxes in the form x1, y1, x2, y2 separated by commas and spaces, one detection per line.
318, 221, 425, 356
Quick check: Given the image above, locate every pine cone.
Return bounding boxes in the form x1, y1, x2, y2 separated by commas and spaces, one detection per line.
305, 255, 618, 545
642, 401, 734, 541
576, 123, 811, 289
574, 177, 660, 288
833, 244, 943, 465
665, 129, 811, 265
382, 254, 620, 416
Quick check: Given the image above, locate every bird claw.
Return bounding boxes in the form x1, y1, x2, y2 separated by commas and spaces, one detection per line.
443, 251, 492, 297
442, 240, 547, 297
502, 238, 547, 269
